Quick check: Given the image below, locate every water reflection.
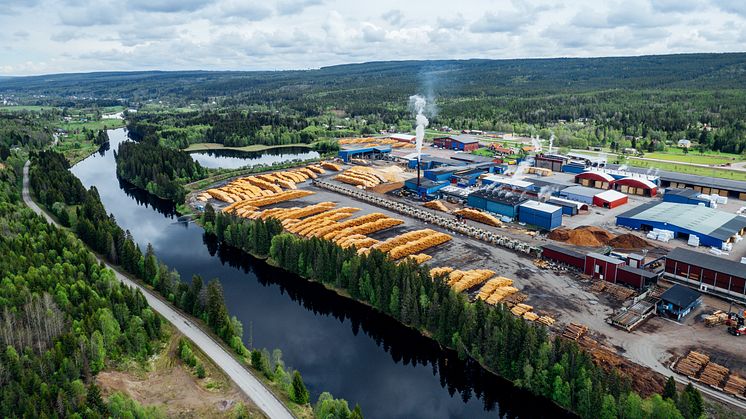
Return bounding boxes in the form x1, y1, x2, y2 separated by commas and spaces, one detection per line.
190, 147, 320, 169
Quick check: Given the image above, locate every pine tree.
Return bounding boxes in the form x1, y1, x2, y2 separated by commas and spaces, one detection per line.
291, 371, 309, 404
86, 383, 107, 414
663, 376, 678, 403
350, 404, 363, 419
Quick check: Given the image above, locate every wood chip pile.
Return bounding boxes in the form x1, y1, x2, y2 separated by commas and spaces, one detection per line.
674, 351, 709, 377
723, 374, 746, 396
562, 323, 588, 341
387, 232, 452, 260
454, 208, 502, 227
699, 362, 729, 387
423, 200, 450, 213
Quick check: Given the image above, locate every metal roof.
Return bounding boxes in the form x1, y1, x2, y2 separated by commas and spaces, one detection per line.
660, 284, 702, 309
548, 196, 589, 210
529, 178, 574, 190
667, 247, 746, 279
619, 265, 658, 279
664, 188, 701, 198
389, 133, 415, 141
560, 185, 600, 198
578, 171, 616, 182
469, 189, 528, 206
482, 175, 534, 189
519, 200, 562, 213
451, 134, 480, 144
617, 202, 746, 241
617, 177, 658, 189
606, 164, 746, 193
594, 189, 628, 203
451, 154, 495, 163
542, 243, 586, 260
587, 252, 625, 264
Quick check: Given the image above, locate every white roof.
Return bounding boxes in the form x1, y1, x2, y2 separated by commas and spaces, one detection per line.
390, 133, 416, 141
594, 189, 627, 202
483, 175, 533, 189
592, 168, 659, 182
579, 171, 615, 182
519, 200, 562, 213
548, 196, 588, 209
618, 177, 658, 189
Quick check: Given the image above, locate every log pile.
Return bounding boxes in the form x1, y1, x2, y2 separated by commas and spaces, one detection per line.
337, 234, 380, 249
401, 254, 432, 264
423, 200, 450, 213
307, 165, 326, 174
335, 167, 384, 188
321, 162, 342, 171
325, 218, 404, 241
502, 292, 528, 307
284, 208, 360, 233
704, 310, 728, 327
429, 267, 454, 279
523, 312, 540, 322
674, 351, 709, 377
537, 316, 556, 326
372, 229, 434, 253
723, 374, 746, 396
454, 208, 502, 227
562, 323, 588, 341
388, 232, 452, 260
476, 277, 510, 300
237, 190, 314, 208
699, 362, 729, 387
485, 286, 519, 305
311, 213, 388, 238
452, 270, 495, 293
511, 304, 533, 316
271, 202, 336, 221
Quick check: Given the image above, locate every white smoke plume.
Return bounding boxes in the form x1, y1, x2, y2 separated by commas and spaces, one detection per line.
548, 132, 555, 154
530, 135, 542, 153
409, 95, 429, 163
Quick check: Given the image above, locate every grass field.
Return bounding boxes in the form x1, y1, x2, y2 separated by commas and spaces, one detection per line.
0, 105, 57, 112
184, 142, 312, 153
627, 158, 746, 181
643, 151, 740, 165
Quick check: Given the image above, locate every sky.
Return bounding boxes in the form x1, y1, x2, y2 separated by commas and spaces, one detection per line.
1, 0, 745, 75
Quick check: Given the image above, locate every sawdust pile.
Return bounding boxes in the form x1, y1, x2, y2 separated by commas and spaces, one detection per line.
548, 226, 650, 249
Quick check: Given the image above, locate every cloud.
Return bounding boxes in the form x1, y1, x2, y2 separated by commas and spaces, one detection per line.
127, 0, 211, 13
436, 14, 466, 30
276, 0, 324, 16
381, 9, 403, 26
50, 30, 89, 42
13, 31, 30, 40
58, 5, 122, 26
361, 23, 387, 42
713, 0, 746, 17
650, 0, 702, 13
0, 0, 40, 15
217, 1, 273, 21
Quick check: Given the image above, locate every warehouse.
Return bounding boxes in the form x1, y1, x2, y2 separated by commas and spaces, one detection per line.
407, 155, 458, 170
662, 188, 712, 207
606, 164, 746, 199
481, 174, 534, 193
616, 265, 658, 289
452, 168, 485, 186
467, 189, 528, 218
558, 185, 599, 205
657, 284, 702, 321
534, 154, 569, 172
665, 247, 746, 300
527, 178, 574, 195
541, 244, 586, 269
451, 154, 495, 164
424, 166, 461, 182
593, 189, 628, 209
614, 177, 658, 197
518, 200, 563, 230
404, 179, 449, 198
584, 252, 625, 282
575, 171, 615, 189
616, 202, 746, 248
338, 145, 392, 162
547, 196, 589, 215
433, 135, 481, 151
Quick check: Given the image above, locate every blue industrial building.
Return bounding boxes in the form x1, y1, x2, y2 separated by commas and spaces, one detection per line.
662, 188, 712, 207
452, 169, 484, 186
338, 145, 392, 162
518, 200, 563, 230
467, 189, 528, 218
616, 202, 746, 248
407, 155, 458, 170
404, 179, 449, 198
547, 196, 589, 216
558, 185, 599, 205
424, 166, 460, 182
657, 284, 702, 321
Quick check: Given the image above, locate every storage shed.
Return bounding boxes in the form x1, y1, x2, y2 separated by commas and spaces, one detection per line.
657, 284, 702, 321
338, 145, 392, 162
665, 247, 746, 300
575, 171, 615, 189
584, 253, 625, 282
547, 196, 589, 215
518, 200, 563, 230
467, 189, 528, 218
615, 177, 658, 197
662, 188, 712, 207
534, 154, 569, 172
541, 244, 585, 269
593, 190, 628, 209
617, 266, 658, 289
558, 185, 599, 205
433, 135, 481, 151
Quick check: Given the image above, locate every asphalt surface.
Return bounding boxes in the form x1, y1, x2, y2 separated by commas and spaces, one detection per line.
22, 161, 293, 419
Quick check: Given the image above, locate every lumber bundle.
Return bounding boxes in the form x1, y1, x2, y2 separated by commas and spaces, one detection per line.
699, 362, 729, 387
502, 292, 528, 306
523, 312, 539, 322
337, 234, 379, 249
723, 374, 746, 396
276, 179, 297, 190
704, 310, 729, 327
454, 208, 502, 227
321, 162, 342, 171
562, 323, 588, 341
511, 304, 533, 317
400, 254, 432, 264
537, 316, 556, 326
297, 168, 318, 179
388, 232, 452, 260
272, 202, 336, 221
452, 270, 495, 293
325, 217, 404, 241
423, 200, 450, 213
675, 351, 709, 377
372, 229, 434, 253
484, 286, 519, 305
429, 267, 454, 279
335, 167, 384, 188
307, 165, 326, 174
311, 213, 388, 238
240, 190, 314, 208
285, 207, 360, 231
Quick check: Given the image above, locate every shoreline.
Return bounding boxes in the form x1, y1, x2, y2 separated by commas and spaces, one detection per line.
185, 142, 314, 153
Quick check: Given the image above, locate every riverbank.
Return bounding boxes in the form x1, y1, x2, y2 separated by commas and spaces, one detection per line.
185, 142, 314, 153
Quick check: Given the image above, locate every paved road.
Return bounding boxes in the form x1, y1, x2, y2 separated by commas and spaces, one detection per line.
22, 161, 293, 419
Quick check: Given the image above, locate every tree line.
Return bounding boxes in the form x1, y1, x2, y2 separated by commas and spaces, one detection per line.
0, 164, 164, 417
29, 151, 362, 418
206, 209, 703, 419
115, 139, 208, 202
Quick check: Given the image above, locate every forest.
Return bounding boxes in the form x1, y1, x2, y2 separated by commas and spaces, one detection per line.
0, 162, 164, 417
206, 209, 704, 419
115, 139, 208, 202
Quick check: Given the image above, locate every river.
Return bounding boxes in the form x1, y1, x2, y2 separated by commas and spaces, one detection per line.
72, 128, 569, 419
190, 148, 320, 170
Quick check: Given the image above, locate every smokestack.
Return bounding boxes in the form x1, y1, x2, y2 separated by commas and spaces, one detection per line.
410, 95, 429, 188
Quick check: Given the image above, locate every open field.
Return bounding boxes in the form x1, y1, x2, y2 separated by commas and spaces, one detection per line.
185, 142, 313, 153
643, 150, 742, 165
627, 158, 746, 181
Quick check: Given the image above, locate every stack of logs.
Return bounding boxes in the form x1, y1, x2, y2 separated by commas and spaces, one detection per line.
699, 362, 729, 388
674, 351, 709, 377
723, 374, 746, 396
562, 323, 588, 341
423, 200, 450, 213
454, 208, 502, 227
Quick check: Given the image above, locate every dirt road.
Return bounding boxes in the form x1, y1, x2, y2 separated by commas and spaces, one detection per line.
22, 161, 293, 419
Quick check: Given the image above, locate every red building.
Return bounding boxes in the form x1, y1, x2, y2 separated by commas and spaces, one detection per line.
592, 190, 628, 209
584, 252, 625, 282
541, 244, 585, 269
433, 135, 480, 152
575, 171, 615, 189
665, 247, 746, 300
616, 266, 658, 289
614, 177, 658, 197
